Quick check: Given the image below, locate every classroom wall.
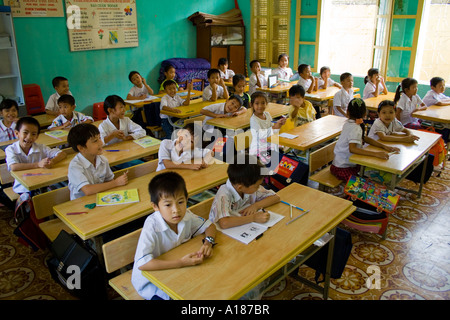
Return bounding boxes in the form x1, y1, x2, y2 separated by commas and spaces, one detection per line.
3, 0, 236, 115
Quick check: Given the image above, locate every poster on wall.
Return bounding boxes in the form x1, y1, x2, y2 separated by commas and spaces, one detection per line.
65, 0, 138, 52
8, 0, 64, 17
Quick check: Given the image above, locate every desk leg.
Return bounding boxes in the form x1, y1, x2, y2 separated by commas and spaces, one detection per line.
417, 152, 429, 199
92, 236, 105, 267
322, 227, 336, 300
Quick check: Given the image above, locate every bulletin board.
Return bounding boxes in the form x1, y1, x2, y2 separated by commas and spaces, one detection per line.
8, 0, 64, 17
65, 0, 138, 52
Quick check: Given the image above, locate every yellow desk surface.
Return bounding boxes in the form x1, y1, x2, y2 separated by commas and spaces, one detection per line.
206, 102, 290, 130
364, 92, 396, 111
305, 86, 360, 102
142, 183, 355, 300
32, 113, 56, 128
53, 162, 229, 240
0, 149, 4, 161
125, 90, 204, 108
413, 104, 450, 124
269, 115, 347, 151
349, 129, 441, 175
259, 81, 297, 94
10, 137, 160, 191
160, 98, 227, 119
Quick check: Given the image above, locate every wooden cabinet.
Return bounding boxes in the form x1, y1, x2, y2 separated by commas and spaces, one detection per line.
196, 25, 247, 76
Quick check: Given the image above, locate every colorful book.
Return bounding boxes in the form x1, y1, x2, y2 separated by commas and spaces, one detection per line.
96, 189, 140, 206
133, 136, 161, 148
45, 130, 68, 139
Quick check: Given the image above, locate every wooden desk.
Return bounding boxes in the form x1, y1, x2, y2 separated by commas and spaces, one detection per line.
349, 129, 440, 198
413, 104, 450, 128
206, 102, 290, 131
364, 92, 396, 112
53, 162, 229, 241
305, 86, 360, 102
10, 137, 160, 191
142, 183, 355, 300
125, 90, 204, 109
32, 113, 56, 128
0, 149, 4, 161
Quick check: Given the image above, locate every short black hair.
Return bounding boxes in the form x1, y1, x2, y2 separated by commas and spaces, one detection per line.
228, 94, 243, 106
320, 66, 330, 75
148, 171, 188, 205
16, 116, 40, 135
67, 123, 100, 152
103, 95, 125, 115
227, 153, 265, 187
164, 64, 175, 73
52, 76, 68, 88
298, 64, 310, 74
289, 84, 306, 97
128, 71, 140, 82
250, 91, 268, 104
218, 57, 228, 66
340, 72, 352, 82
377, 100, 395, 113
163, 79, 177, 89
250, 60, 260, 68
232, 74, 246, 87
57, 94, 75, 107
207, 68, 220, 79
0, 98, 19, 112
430, 77, 444, 88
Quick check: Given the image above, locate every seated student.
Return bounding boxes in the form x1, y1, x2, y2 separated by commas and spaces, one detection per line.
218, 57, 235, 81
99, 95, 146, 145
297, 64, 318, 94
159, 65, 179, 94
48, 94, 93, 130
394, 77, 427, 129
423, 76, 450, 106
156, 122, 212, 171
126, 71, 154, 100
5, 117, 67, 194
209, 153, 280, 229
282, 84, 316, 130
45, 76, 72, 116
159, 80, 193, 140
271, 54, 294, 81
203, 68, 229, 102
248, 59, 267, 96
132, 171, 217, 300
67, 123, 128, 200
200, 94, 246, 135
317, 66, 341, 89
0, 99, 19, 143
232, 74, 250, 109
368, 100, 419, 143
363, 68, 388, 99
333, 72, 355, 117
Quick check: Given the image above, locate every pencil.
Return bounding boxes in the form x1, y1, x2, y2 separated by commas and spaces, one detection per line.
280, 200, 307, 212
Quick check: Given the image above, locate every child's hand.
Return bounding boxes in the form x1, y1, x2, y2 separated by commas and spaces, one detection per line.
198, 243, 213, 258
113, 130, 126, 140
404, 135, 420, 143
63, 121, 71, 128
115, 171, 128, 186
374, 151, 390, 160
38, 158, 52, 168
200, 160, 209, 169
141, 76, 147, 85
239, 204, 260, 216
384, 145, 400, 153
189, 163, 204, 170
216, 114, 228, 118
181, 252, 204, 267
419, 104, 427, 111
253, 210, 270, 223
172, 107, 182, 114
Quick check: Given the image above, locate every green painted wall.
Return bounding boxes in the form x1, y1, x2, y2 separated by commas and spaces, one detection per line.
4, 0, 236, 115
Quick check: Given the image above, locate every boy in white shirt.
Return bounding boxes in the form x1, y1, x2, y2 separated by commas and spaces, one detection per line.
0, 99, 19, 143
218, 58, 235, 80
333, 72, 355, 117
200, 95, 245, 134
67, 123, 128, 200
45, 76, 72, 116
248, 60, 268, 96
297, 64, 318, 93
132, 171, 216, 300
203, 69, 229, 102
48, 94, 93, 130
126, 71, 154, 100
422, 77, 450, 106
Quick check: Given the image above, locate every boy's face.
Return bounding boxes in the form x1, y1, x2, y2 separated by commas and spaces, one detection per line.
175, 129, 194, 152
152, 190, 187, 230
1, 106, 18, 124
108, 102, 126, 119
165, 68, 176, 80
130, 73, 143, 87
55, 80, 70, 96
234, 80, 246, 95
432, 80, 445, 94
236, 178, 264, 195
341, 76, 354, 90
166, 83, 178, 97
300, 66, 312, 78
78, 134, 104, 156
208, 72, 220, 85
225, 98, 241, 113
15, 123, 39, 151
289, 93, 304, 108
58, 102, 75, 119
251, 62, 261, 74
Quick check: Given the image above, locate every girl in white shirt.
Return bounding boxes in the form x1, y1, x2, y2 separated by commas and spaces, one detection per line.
363, 68, 388, 99
394, 77, 427, 129
249, 92, 286, 164
271, 54, 294, 81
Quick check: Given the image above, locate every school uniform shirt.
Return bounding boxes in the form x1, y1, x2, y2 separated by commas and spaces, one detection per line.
318, 78, 337, 90
249, 111, 278, 157
67, 152, 114, 200
0, 120, 16, 142
272, 67, 294, 81
45, 91, 73, 113
333, 88, 354, 117
132, 209, 211, 300
209, 179, 276, 223
99, 116, 146, 145
48, 111, 93, 130
5, 141, 63, 194
202, 84, 225, 101
202, 102, 227, 133
248, 73, 268, 96
237, 92, 250, 109
396, 93, 423, 125
332, 119, 363, 168
219, 69, 235, 80
159, 94, 185, 119
297, 77, 312, 91
156, 139, 210, 171
422, 89, 449, 107
128, 84, 150, 98
368, 118, 405, 140
362, 81, 383, 99
287, 100, 316, 127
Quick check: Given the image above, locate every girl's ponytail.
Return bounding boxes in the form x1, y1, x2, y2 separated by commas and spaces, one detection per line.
394, 84, 402, 105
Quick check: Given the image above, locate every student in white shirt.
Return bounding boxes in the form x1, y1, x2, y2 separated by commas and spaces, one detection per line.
248, 60, 268, 96
318, 66, 341, 89
394, 77, 427, 129
126, 71, 154, 100
217, 57, 235, 80
48, 94, 93, 130
203, 69, 229, 102
297, 64, 318, 93
0, 99, 19, 143
422, 77, 450, 106
45, 76, 73, 116
200, 95, 245, 134
333, 72, 355, 117
132, 171, 216, 300
271, 54, 294, 81
363, 68, 388, 99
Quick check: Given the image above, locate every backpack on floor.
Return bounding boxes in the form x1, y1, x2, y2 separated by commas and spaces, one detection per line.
267, 153, 309, 191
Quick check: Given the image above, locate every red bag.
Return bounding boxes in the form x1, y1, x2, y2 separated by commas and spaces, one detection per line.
418, 127, 447, 166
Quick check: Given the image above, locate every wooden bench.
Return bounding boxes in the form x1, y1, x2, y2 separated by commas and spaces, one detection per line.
233, 130, 252, 153
308, 141, 343, 191
0, 163, 19, 201
102, 197, 214, 300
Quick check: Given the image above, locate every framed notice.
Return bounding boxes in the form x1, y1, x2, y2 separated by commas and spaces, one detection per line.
65, 0, 138, 52
9, 0, 64, 17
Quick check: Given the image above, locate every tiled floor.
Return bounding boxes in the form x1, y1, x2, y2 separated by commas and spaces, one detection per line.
0, 163, 449, 300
